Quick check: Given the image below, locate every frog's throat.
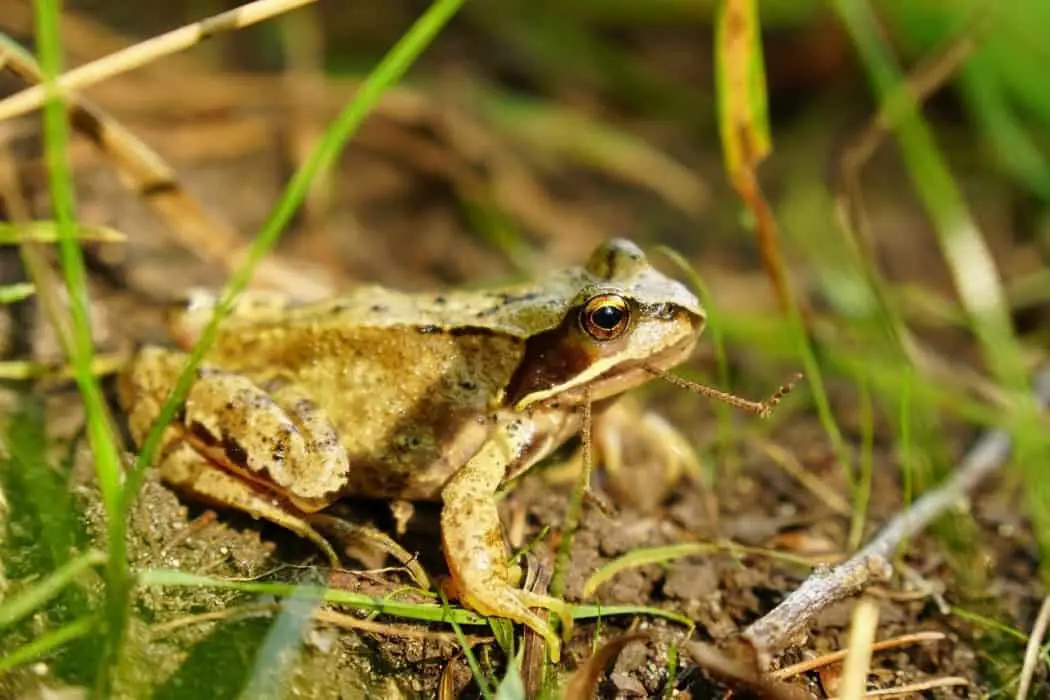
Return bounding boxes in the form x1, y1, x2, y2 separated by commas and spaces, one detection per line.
511, 334, 697, 411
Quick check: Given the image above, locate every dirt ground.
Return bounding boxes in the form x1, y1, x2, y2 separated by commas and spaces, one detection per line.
1, 5, 1049, 699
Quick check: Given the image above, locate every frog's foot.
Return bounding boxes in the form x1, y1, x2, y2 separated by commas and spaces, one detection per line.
442, 519, 572, 662
157, 441, 342, 569
544, 398, 701, 512
306, 512, 430, 589
440, 436, 573, 662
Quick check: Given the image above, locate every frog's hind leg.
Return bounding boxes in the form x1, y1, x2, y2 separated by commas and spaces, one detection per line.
157, 441, 342, 569
123, 349, 425, 578
440, 429, 574, 662
160, 442, 430, 586
121, 346, 349, 513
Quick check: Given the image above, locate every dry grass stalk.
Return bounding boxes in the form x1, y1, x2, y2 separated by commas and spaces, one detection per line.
0, 0, 321, 123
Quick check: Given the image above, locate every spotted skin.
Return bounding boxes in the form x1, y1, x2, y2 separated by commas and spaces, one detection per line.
118, 239, 706, 661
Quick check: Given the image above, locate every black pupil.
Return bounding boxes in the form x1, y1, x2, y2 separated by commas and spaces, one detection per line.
591, 304, 624, 330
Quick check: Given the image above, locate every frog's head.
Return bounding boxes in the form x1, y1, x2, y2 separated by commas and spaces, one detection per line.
506, 238, 705, 410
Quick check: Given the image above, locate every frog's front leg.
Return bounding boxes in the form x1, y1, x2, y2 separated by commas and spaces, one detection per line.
440, 417, 573, 662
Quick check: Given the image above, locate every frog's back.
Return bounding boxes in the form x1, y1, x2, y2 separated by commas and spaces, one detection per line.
205, 304, 526, 499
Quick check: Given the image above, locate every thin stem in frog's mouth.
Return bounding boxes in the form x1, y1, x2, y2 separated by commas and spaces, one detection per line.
564, 335, 698, 404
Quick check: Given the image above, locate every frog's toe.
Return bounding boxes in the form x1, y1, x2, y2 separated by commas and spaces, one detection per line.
458, 583, 568, 662
306, 513, 430, 589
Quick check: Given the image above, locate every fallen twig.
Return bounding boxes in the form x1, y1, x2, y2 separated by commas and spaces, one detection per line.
827, 675, 968, 699
742, 365, 1050, 666
770, 631, 945, 681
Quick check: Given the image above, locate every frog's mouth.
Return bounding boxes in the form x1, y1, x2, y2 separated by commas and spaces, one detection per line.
580, 334, 699, 401
523, 329, 699, 409
509, 307, 703, 410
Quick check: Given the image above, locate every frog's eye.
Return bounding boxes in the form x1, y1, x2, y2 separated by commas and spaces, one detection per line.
580, 293, 630, 341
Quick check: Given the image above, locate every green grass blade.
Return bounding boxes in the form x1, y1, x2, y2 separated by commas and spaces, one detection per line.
494, 661, 525, 700
32, 0, 130, 690
439, 588, 494, 700
0, 283, 35, 304
662, 641, 679, 699
0, 354, 126, 381
1, 402, 88, 576
123, 0, 468, 512
716, 0, 771, 177
568, 604, 694, 630
833, 0, 1024, 384
960, 65, 1050, 200
0, 551, 106, 631
832, 0, 1050, 583
0, 614, 99, 675
583, 542, 815, 597
137, 569, 489, 625
137, 568, 695, 632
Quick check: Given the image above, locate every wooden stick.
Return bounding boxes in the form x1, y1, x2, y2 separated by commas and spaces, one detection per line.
742, 365, 1050, 667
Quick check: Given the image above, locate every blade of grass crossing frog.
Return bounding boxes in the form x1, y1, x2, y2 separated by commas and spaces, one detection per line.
137, 569, 489, 625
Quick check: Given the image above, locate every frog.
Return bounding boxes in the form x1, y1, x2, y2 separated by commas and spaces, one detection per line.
117, 238, 706, 661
